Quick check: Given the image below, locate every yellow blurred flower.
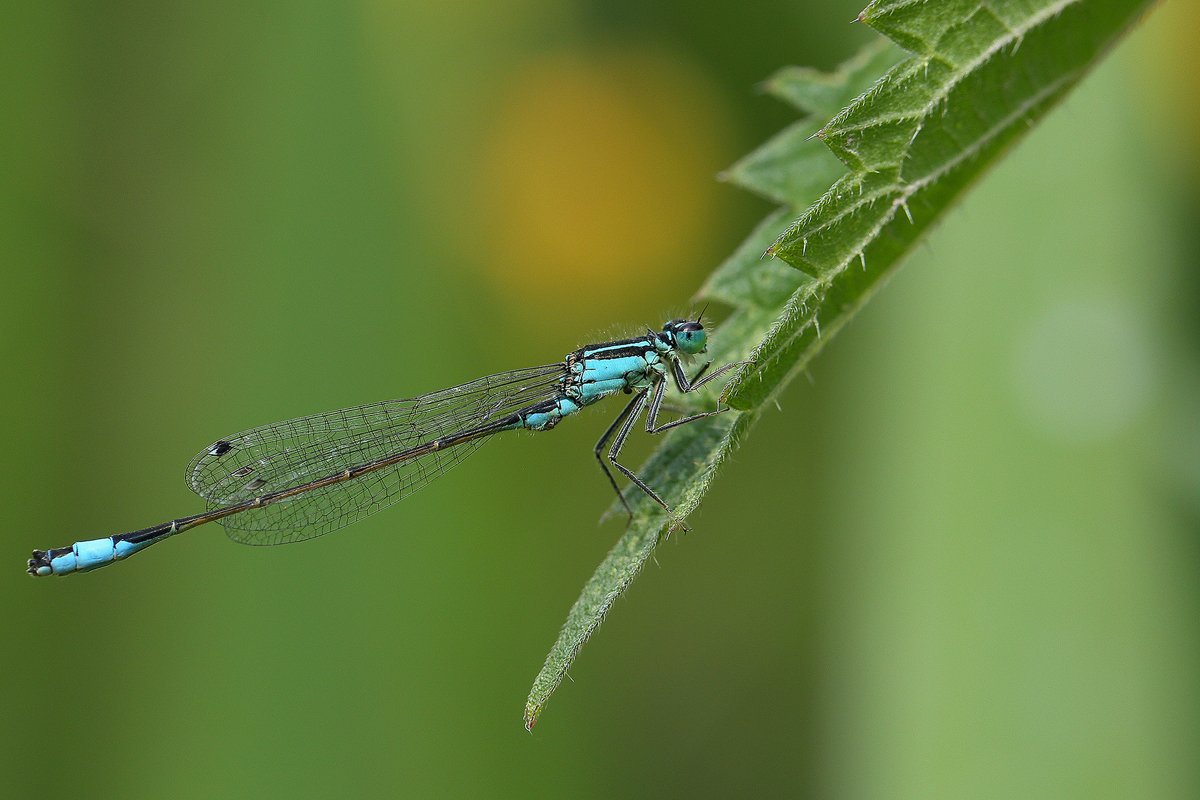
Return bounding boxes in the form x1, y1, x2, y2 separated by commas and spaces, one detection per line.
473, 46, 732, 311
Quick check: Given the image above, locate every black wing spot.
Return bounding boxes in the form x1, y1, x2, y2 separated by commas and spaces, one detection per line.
208, 441, 233, 457
244, 478, 267, 491
230, 465, 255, 478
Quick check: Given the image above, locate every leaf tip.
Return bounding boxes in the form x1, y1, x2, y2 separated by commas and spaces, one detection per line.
524, 700, 543, 731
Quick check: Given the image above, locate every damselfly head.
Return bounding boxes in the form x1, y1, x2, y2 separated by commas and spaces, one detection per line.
662, 318, 707, 356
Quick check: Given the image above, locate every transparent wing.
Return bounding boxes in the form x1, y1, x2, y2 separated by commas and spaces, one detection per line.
185, 364, 566, 545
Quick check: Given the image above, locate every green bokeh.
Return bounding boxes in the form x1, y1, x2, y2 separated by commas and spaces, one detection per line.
2, 2, 1196, 798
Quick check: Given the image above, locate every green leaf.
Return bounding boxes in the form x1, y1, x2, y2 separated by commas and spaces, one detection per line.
761, 37, 910, 118
524, 408, 759, 730
525, 0, 1155, 730
717, 39, 909, 208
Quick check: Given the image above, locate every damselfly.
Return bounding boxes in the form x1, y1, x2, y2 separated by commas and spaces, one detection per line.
29, 316, 746, 576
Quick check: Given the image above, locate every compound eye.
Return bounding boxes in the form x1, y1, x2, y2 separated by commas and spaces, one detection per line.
675, 323, 707, 355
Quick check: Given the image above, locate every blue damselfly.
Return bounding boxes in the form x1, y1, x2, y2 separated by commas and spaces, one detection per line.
28, 316, 745, 576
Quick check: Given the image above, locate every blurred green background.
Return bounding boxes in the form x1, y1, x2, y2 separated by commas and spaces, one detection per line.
3, 1, 1199, 797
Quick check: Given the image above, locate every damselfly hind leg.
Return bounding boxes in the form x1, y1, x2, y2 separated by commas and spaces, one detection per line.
603, 385, 691, 533
595, 358, 751, 531
594, 390, 644, 523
